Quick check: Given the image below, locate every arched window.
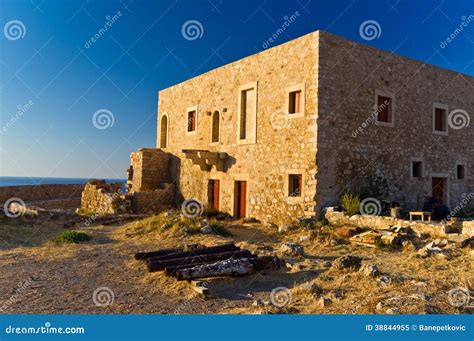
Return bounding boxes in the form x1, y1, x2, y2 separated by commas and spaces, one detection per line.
211, 110, 220, 143
159, 114, 168, 148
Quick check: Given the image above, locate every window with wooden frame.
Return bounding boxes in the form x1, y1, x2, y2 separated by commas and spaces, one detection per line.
286, 83, 305, 118
432, 103, 448, 135
288, 174, 302, 197
376, 96, 392, 123
211, 110, 220, 144
186, 106, 198, 133
237, 82, 257, 144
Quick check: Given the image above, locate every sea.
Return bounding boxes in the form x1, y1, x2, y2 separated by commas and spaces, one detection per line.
0, 176, 126, 187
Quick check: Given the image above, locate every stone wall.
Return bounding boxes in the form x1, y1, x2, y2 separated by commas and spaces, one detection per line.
80, 180, 129, 214
0, 184, 85, 203
316, 31, 474, 212
131, 184, 175, 214
157, 31, 320, 225
128, 148, 171, 192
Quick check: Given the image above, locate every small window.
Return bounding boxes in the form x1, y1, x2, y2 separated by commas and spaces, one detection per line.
288, 174, 302, 197
211, 111, 220, 143
187, 110, 196, 132
457, 165, 465, 180
377, 95, 392, 123
289, 90, 302, 114
412, 161, 423, 178
433, 105, 448, 135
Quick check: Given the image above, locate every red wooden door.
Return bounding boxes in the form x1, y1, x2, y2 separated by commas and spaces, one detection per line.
432, 177, 445, 204
234, 181, 247, 218
208, 180, 220, 210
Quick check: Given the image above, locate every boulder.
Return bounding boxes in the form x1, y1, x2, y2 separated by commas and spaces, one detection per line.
331, 255, 362, 271
316, 296, 332, 308
280, 242, 304, 256
359, 263, 380, 277
334, 226, 362, 237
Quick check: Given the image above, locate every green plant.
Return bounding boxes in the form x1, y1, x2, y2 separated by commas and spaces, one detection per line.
53, 231, 91, 244
340, 193, 361, 215
209, 219, 233, 237
360, 175, 389, 200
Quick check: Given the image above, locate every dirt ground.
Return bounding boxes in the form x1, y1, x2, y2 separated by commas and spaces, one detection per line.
0, 212, 472, 314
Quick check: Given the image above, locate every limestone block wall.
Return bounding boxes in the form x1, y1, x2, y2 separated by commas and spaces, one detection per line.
131, 184, 175, 214
81, 181, 128, 214
129, 148, 170, 192
157, 32, 320, 225
0, 184, 85, 203
316, 32, 474, 212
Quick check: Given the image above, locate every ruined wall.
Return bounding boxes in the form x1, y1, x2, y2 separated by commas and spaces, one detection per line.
128, 148, 171, 192
131, 184, 175, 214
0, 184, 85, 203
316, 31, 474, 212
81, 181, 129, 214
157, 32, 320, 225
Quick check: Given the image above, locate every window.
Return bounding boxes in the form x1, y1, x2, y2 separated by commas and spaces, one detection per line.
237, 82, 257, 144
186, 106, 198, 134
211, 110, 220, 144
457, 164, 466, 180
377, 95, 392, 123
285, 83, 305, 119
289, 90, 301, 114
159, 114, 168, 148
412, 161, 423, 178
432, 103, 448, 135
288, 174, 302, 197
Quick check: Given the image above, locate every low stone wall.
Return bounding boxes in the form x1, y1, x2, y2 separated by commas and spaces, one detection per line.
324, 207, 458, 237
131, 184, 175, 214
81, 181, 129, 214
0, 184, 85, 203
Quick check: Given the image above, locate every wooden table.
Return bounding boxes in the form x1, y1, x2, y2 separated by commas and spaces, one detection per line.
409, 211, 432, 222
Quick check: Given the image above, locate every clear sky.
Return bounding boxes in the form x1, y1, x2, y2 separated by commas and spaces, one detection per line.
0, 0, 473, 179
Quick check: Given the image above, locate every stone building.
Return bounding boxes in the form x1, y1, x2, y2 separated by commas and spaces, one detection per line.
127, 30, 473, 224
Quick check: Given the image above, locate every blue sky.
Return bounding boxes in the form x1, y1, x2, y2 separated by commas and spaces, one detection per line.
0, 0, 473, 179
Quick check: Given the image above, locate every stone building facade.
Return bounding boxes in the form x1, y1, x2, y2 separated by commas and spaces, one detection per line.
128, 30, 473, 224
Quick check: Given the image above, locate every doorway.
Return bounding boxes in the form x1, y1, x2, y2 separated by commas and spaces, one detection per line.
234, 181, 247, 218
432, 177, 446, 204
208, 180, 220, 211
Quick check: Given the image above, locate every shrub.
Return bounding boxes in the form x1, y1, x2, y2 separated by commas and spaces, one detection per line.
341, 193, 361, 215
209, 219, 233, 237
53, 231, 91, 244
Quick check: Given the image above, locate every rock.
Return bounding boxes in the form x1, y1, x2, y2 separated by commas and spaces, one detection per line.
200, 225, 212, 234
280, 242, 304, 256
376, 302, 384, 310
386, 307, 400, 314
215, 213, 227, 220
243, 217, 260, 224
359, 264, 380, 277
278, 224, 293, 233
334, 226, 362, 237
378, 276, 392, 285
298, 281, 322, 296
329, 239, 339, 246
417, 245, 444, 258
327, 289, 344, 301
252, 299, 264, 307
265, 221, 278, 229
331, 255, 362, 271
402, 240, 416, 251
299, 235, 310, 242
316, 296, 332, 308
